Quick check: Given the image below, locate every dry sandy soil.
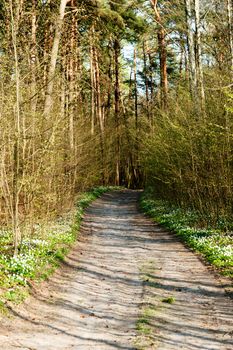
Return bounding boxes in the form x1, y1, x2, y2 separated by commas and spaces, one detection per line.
0, 190, 232, 349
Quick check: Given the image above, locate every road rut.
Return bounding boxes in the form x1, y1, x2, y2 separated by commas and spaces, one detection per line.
0, 190, 232, 349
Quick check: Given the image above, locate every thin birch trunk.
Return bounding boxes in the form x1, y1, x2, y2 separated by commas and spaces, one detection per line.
184, 0, 198, 99
1, 147, 13, 225
143, 41, 150, 120
31, 0, 37, 114
194, 0, 205, 111
43, 0, 68, 117
68, 0, 77, 151
148, 52, 154, 102
30, 0, 37, 212
9, 0, 21, 256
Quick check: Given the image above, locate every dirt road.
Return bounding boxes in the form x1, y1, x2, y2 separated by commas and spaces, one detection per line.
0, 190, 232, 349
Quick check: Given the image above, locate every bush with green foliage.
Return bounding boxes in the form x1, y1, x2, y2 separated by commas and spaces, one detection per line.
141, 91, 233, 226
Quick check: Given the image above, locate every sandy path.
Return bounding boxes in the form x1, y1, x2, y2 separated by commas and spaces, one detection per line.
0, 190, 232, 349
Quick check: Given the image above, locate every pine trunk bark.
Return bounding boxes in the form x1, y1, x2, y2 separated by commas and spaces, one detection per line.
143, 41, 150, 120
150, 0, 168, 109
114, 38, 121, 186
90, 27, 105, 183
90, 40, 96, 135
134, 49, 138, 131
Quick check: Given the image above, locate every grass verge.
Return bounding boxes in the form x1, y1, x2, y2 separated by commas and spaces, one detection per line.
0, 186, 118, 312
140, 190, 233, 279
135, 260, 174, 349
135, 260, 158, 349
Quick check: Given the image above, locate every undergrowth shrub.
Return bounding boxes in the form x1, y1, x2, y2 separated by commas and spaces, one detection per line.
141, 91, 233, 227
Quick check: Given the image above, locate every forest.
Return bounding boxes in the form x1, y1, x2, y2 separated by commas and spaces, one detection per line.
0, 0, 233, 292
0, 1, 233, 348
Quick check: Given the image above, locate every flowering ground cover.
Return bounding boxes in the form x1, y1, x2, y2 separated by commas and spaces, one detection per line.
140, 191, 233, 278
0, 186, 114, 310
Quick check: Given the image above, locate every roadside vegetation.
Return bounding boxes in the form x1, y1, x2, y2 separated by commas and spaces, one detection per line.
136, 260, 158, 349
136, 260, 177, 349
140, 189, 233, 278
0, 187, 114, 312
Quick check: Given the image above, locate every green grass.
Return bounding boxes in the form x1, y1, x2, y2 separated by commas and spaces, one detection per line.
3, 288, 29, 304
135, 261, 160, 349
135, 303, 159, 349
0, 186, 119, 306
136, 317, 151, 335
140, 190, 233, 278
0, 299, 8, 316
161, 296, 176, 304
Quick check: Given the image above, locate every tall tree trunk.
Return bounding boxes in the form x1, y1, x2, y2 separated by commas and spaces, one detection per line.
184, 0, 198, 99
90, 39, 96, 135
29, 0, 37, 220
114, 38, 121, 186
227, 0, 233, 74
90, 27, 105, 183
107, 42, 113, 120
134, 48, 138, 131
93, 47, 104, 135
179, 34, 185, 76
143, 41, 150, 120
43, 0, 68, 117
134, 48, 140, 187
150, 0, 168, 109
68, 0, 77, 151
121, 98, 137, 188
194, 0, 205, 111
9, 0, 21, 256
148, 52, 154, 102
31, 0, 37, 114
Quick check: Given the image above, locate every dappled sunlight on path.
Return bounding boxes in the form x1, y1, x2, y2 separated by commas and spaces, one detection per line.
0, 190, 232, 349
